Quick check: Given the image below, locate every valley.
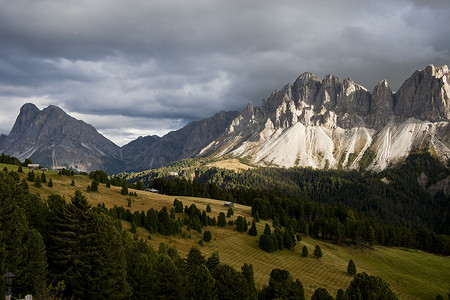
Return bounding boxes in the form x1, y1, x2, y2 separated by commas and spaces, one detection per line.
2, 162, 448, 299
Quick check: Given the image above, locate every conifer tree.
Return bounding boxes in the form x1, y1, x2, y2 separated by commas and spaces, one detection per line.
41, 172, 46, 183
248, 220, 258, 236
121, 183, 128, 195
155, 254, 181, 299
91, 180, 99, 192
27, 170, 35, 181
123, 239, 156, 299
18, 165, 23, 173
314, 245, 323, 259
347, 259, 357, 276
186, 247, 206, 268
241, 263, 257, 300
48, 178, 53, 187
264, 223, 272, 235
203, 230, 212, 242
0, 172, 47, 296
34, 176, 42, 187
186, 264, 216, 299
218, 212, 226, 227
302, 245, 309, 257
312, 287, 333, 300
254, 211, 260, 222
212, 264, 248, 299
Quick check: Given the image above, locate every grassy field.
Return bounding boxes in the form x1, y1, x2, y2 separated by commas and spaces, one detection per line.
3, 163, 449, 299
205, 158, 254, 172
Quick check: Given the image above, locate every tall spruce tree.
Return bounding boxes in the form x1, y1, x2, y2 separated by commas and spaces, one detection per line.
314, 245, 323, 259
0, 172, 47, 296
248, 220, 258, 236
124, 238, 157, 300
347, 259, 357, 276
155, 254, 181, 299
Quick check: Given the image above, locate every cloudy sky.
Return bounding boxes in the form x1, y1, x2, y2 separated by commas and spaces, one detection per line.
0, 0, 449, 146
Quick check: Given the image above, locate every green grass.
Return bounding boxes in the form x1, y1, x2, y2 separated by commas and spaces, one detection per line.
2, 163, 449, 299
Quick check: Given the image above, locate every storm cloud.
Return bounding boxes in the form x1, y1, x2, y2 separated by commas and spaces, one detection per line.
0, 0, 449, 145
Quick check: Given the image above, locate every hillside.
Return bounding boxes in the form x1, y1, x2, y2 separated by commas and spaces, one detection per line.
2, 163, 449, 299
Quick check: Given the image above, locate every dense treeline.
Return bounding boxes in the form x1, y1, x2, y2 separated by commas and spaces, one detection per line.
0, 169, 401, 299
131, 152, 450, 255
0, 169, 402, 299
126, 151, 449, 234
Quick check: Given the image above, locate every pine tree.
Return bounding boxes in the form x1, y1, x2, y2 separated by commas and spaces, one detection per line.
336, 289, 346, 300
41, 172, 46, 183
121, 184, 128, 195
71, 179, 75, 186
18, 165, 23, 173
203, 230, 212, 242
218, 212, 226, 227
241, 263, 257, 300
347, 259, 357, 276
248, 220, 258, 236
264, 223, 272, 235
27, 170, 35, 181
206, 251, 220, 272
236, 216, 246, 232
206, 204, 211, 212
254, 211, 260, 222
48, 178, 53, 187
34, 176, 42, 188
154, 254, 181, 299
0, 173, 47, 296
345, 272, 398, 299
302, 245, 309, 257
123, 239, 157, 299
212, 264, 248, 299
48, 191, 131, 299
312, 287, 333, 300
91, 180, 99, 192
314, 245, 323, 259
186, 265, 216, 299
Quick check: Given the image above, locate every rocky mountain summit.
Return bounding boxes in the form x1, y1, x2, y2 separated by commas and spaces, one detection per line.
121, 110, 239, 171
200, 64, 450, 170
0, 103, 124, 173
0, 65, 448, 173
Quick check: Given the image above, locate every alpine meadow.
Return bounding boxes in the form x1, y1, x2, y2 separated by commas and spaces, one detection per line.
1, 1, 450, 299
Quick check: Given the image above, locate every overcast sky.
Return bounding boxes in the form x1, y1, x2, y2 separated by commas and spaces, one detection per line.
0, 0, 449, 146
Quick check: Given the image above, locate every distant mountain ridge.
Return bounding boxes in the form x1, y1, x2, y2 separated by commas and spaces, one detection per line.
0, 103, 124, 173
199, 64, 450, 170
0, 64, 448, 173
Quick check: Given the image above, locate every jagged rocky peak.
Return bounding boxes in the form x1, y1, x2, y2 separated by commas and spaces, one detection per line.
10, 103, 40, 135
372, 79, 393, 111
394, 64, 449, 122
292, 72, 321, 105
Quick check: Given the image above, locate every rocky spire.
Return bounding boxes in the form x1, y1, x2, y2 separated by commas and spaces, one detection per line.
394, 64, 450, 122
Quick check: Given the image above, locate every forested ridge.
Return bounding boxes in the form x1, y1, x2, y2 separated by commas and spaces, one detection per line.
121, 151, 450, 255
0, 162, 406, 299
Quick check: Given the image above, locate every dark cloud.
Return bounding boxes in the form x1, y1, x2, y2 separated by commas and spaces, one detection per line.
0, 0, 449, 145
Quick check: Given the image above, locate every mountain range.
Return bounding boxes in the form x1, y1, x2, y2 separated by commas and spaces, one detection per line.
0, 64, 449, 173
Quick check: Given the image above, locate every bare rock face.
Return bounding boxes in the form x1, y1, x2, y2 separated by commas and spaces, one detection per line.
394, 65, 450, 122
121, 110, 240, 171
0, 103, 123, 173
369, 79, 394, 128
200, 65, 450, 170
